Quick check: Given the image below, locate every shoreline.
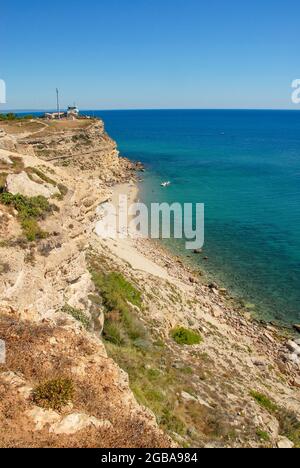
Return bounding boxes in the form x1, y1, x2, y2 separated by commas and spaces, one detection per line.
93, 180, 300, 445
113, 178, 298, 335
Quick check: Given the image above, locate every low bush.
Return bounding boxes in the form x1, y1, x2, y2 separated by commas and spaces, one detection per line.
256, 429, 270, 442
0, 192, 52, 241
32, 378, 74, 411
91, 270, 146, 347
61, 304, 90, 330
250, 391, 278, 413
171, 327, 202, 346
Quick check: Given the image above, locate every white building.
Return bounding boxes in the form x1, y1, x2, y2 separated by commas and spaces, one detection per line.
67, 105, 79, 119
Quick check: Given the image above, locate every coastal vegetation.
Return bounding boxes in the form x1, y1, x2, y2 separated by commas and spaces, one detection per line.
90, 269, 146, 347
0, 113, 34, 121
171, 327, 202, 346
60, 304, 91, 330
87, 253, 238, 446
251, 390, 300, 447
32, 378, 74, 411
0, 192, 52, 241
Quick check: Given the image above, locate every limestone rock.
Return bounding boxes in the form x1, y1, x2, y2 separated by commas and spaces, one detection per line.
27, 406, 60, 431
286, 340, 300, 355
277, 436, 294, 449
181, 391, 198, 402
0, 129, 16, 151
0, 151, 13, 165
211, 304, 223, 318
6, 171, 59, 198
293, 324, 300, 334
49, 413, 112, 435
0, 371, 32, 398
291, 377, 300, 388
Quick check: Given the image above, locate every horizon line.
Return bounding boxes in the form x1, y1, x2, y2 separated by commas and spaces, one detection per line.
1, 107, 300, 112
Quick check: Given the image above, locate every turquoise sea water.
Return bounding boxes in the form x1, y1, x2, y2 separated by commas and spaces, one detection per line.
92, 110, 300, 325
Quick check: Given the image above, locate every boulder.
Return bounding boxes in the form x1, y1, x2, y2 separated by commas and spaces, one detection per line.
49, 413, 112, 435
211, 305, 223, 318
0, 151, 13, 165
291, 377, 300, 389
6, 171, 59, 199
286, 340, 300, 355
277, 436, 294, 449
181, 391, 198, 402
293, 324, 300, 334
27, 406, 60, 431
287, 353, 300, 365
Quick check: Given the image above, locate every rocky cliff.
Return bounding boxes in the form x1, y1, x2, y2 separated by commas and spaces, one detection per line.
0, 121, 171, 448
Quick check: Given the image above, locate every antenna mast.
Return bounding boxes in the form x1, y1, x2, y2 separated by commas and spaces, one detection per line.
56, 88, 60, 119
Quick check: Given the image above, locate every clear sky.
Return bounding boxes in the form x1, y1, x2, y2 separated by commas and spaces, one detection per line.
1, 0, 300, 110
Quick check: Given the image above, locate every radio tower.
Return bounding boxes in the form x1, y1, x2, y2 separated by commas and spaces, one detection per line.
56, 88, 60, 119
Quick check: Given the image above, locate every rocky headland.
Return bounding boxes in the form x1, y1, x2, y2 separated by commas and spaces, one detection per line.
0, 118, 299, 448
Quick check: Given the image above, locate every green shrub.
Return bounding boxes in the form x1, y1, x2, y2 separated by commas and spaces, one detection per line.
250, 391, 278, 413
91, 270, 146, 347
61, 304, 90, 330
0, 113, 33, 121
0, 192, 52, 241
93, 271, 142, 310
32, 378, 74, 411
171, 327, 202, 346
160, 407, 186, 436
0, 193, 51, 218
277, 408, 300, 448
256, 429, 270, 441
21, 218, 48, 241
102, 321, 127, 345
0, 113, 16, 121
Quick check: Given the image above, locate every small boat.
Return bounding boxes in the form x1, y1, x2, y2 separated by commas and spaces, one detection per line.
161, 181, 171, 187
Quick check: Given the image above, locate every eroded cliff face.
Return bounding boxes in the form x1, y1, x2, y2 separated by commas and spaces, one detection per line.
17, 119, 139, 183
0, 124, 172, 448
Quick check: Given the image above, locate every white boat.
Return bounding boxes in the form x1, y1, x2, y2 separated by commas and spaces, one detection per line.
161, 181, 171, 187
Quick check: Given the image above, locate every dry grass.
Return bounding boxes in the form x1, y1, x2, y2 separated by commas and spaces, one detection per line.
0, 121, 45, 135
0, 314, 172, 448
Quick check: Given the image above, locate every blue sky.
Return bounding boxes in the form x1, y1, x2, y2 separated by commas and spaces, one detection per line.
1, 0, 300, 110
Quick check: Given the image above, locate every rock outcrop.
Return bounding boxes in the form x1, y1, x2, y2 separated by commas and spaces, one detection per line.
6, 171, 60, 198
